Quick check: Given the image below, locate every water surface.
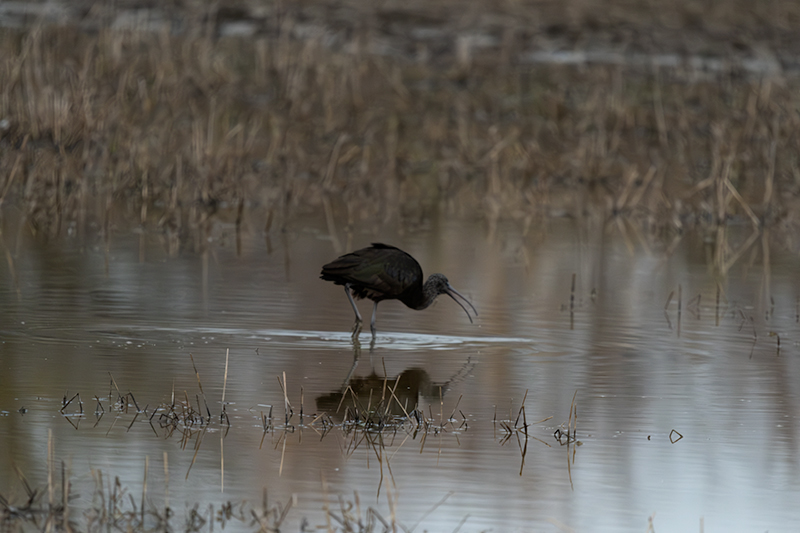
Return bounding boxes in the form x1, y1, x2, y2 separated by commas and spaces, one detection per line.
1, 210, 799, 532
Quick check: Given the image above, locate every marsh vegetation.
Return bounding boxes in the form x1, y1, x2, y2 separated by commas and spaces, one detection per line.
2, 1, 800, 531
1, 0, 799, 254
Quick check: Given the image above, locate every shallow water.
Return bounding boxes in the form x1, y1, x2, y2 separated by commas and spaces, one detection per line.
1, 209, 799, 532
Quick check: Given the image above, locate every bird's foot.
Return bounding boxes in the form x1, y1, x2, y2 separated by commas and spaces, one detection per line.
350, 320, 363, 339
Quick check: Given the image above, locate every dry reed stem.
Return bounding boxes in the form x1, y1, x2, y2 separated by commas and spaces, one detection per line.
221, 348, 230, 413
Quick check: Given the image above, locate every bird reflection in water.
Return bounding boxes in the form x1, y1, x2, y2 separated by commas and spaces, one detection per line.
316, 367, 440, 422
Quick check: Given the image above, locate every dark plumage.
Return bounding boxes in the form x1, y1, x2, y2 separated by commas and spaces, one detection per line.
320, 243, 477, 337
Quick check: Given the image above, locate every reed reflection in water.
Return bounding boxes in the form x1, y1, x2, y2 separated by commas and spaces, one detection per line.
0, 210, 799, 532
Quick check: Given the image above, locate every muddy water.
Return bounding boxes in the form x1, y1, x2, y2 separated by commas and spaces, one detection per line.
1, 209, 799, 532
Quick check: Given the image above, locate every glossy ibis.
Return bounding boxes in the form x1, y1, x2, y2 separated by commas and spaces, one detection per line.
320, 243, 477, 337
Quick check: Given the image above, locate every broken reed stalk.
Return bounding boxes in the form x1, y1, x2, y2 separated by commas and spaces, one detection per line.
569, 390, 578, 441
384, 375, 412, 420
48, 429, 54, 507
189, 353, 207, 399
448, 395, 463, 421
61, 460, 70, 529
439, 386, 444, 427
278, 430, 287, 477
142, 456, 148, 526
61, 392, 82, 413
94, 396, 104, 415
108, 373, 122, 403
514, 389, 529, 428
677, 284, 682, 337
128, 392, 140, 412
277, 372, 292, 426
686, 294, 701, 320
221, 348, 230, 421
555, 390, 579, 444
186, 428, 206, 480
163, 451, 169, 515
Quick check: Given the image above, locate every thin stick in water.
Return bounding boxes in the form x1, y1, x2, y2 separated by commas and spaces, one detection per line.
163, 451, 169, 514
48, 429, 54, 506
221, 348, 230, 412
142, 456, 148, 525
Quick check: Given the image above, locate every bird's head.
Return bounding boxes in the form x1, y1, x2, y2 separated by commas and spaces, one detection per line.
425, 273, 478, 323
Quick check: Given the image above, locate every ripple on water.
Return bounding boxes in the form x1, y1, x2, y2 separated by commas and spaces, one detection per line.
75, 324, 540, 352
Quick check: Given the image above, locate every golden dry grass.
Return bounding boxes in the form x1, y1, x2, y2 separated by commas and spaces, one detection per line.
1, 7, 799, 244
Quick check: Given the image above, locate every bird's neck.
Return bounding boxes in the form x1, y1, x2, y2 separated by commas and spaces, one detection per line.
403, 280, 437, 310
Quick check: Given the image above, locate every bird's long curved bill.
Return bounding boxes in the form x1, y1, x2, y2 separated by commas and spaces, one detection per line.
445, 284, 478, 323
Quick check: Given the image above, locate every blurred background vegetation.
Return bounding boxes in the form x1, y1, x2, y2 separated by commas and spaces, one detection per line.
1, 0, 799, 249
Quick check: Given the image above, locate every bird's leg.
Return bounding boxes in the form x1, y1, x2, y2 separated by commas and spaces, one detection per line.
351, 322, 363, 345
344, 284, 363, 337
341, 343, 361, 391
370, 301, 378, 338
344, 284, 363, 322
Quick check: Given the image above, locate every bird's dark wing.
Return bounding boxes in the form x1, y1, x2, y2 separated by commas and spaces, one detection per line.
320, 243, 422, 300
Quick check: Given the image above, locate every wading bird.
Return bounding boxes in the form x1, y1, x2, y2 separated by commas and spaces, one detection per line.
320, 243, 477, 338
